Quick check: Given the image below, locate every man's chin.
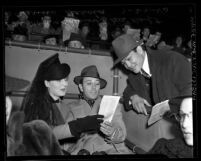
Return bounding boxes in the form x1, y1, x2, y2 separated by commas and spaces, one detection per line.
184, 136, 193, 146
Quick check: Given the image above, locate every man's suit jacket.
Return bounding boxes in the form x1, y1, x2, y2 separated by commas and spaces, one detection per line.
123, 48, 192, 110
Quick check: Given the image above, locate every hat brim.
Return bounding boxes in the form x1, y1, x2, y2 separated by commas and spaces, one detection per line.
113, 53, 129, 66
6, 75, 30, 93
74, 76, 107, 89
113, 39, 143, 67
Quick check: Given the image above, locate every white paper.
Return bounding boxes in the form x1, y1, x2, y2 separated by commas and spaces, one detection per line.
148, 100, 169, 126
98, 95, 121, 122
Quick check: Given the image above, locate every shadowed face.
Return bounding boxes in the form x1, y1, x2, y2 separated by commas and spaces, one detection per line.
180, 97, 193, 146
45, 77, 69, 100
45, 37, 57, 45
79, 77, 101, 100
121, 46, 145, 74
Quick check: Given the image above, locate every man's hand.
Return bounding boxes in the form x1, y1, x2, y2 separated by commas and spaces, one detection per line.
130, 94, 151, 115
100, 121, 115, 137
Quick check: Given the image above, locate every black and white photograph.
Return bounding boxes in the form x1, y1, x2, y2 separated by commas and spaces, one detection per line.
2, 1, 198, 160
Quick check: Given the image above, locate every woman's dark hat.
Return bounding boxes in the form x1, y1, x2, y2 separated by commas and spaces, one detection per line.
74, 65, 107, 89
38, 53, 71, 81
112, 34, 143, 66
6, 75, 30, 94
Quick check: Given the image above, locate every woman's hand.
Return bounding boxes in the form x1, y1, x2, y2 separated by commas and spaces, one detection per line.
100, 121, 115, 137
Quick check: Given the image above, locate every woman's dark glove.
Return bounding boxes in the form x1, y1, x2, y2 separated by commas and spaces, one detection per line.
68, 115, 104, 138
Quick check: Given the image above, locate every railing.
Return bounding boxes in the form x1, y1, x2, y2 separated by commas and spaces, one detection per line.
9, 91, 80, 99
5, 39, 120, 96
5, 40, 112, 57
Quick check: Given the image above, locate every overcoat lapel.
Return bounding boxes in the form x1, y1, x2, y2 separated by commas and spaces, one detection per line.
147, 49, 160, 104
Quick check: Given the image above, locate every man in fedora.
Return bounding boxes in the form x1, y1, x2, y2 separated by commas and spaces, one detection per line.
66, 65, 132, 154
112, 34, 192, 151
21, 54, 104, 154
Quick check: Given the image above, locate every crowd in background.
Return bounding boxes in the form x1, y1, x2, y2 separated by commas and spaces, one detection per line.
4, 10, 192, 60
5, 8, 194, 158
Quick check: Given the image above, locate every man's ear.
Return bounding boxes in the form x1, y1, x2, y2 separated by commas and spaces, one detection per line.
136, 46, 144, 55
78, 84, 83, 92
44, 80, 49, 88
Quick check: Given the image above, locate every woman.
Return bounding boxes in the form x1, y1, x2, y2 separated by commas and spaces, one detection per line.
21, 54, 103, 152
66, 65, 132, 154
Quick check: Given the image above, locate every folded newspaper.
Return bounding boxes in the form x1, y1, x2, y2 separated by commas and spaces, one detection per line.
148, 100, 169, 126
98, 95, 121, 122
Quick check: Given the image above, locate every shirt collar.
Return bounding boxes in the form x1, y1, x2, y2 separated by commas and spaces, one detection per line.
79, 94, 96, 107
141, 52, 152, 77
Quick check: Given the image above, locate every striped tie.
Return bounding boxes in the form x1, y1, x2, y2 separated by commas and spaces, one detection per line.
141, 69, 151, 79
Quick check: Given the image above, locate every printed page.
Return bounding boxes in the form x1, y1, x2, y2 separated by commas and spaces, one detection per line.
98, 95, 121, 122
148, 100, 169, 126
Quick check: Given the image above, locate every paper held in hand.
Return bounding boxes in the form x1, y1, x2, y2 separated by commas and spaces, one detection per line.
98, 95, 121, 122
148, 100, 169, 126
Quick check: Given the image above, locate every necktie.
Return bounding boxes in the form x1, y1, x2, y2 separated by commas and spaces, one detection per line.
141, 69, 151, 79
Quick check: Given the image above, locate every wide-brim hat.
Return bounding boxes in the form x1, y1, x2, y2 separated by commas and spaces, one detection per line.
37, 53, 71, 81
112, 34, 143, 66
74, 65, 107, 89
6, 75, 30, 94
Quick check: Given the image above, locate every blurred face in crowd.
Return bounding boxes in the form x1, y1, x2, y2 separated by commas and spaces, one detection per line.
142, 27, 150, 39
45, 37, 57, 46
42, 16, 51, 29
68, 40, 83, 49
112, 27, 122, 39
45, 77, 69, 100
123, 24, 131, 33
6, 96, 12, 124
175, 36, 183, 47
81, 26, 90, 37
179, 97, 193, 146
18, 12, 28, 22
121, 46, 145, 74
79, 77, 101, 100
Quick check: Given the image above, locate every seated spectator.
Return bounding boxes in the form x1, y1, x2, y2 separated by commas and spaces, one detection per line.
21, 54, 103, 153
7, 111, 64, 156
141, 26, 151, 44
30, 15, 56, 35
12, 11, 31, 41
133, 96, 193, 158
79, 22, 91, 48
64, 33, 85, 49
43, 34, 59, 46
66, 65, 132, 154
146, 30, 162, 50
122, 20, 132, 34
172, 35, 185, 54
111, 26, 122, 40
4, 11, 13, 39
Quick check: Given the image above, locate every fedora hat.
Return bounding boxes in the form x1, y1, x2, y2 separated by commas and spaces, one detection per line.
6, 75, 30, 94
37, 53, 71, 81
112, 34, 143, 66
74, 65, 107, 89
